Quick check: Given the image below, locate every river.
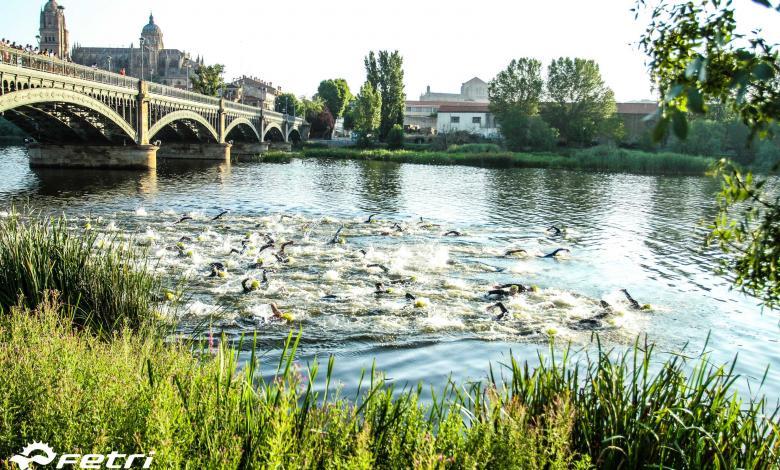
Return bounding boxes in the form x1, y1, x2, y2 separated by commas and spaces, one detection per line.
1, 146, 778, 401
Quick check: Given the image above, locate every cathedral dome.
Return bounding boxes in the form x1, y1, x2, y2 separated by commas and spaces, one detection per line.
141, 13, 164, 50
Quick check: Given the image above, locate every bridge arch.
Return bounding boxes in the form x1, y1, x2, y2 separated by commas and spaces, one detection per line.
0, 88, 137, 142
224, 118, 261, 143
287, 128, 302, 143
263, 123, 285, 142
148, 110, 219, 143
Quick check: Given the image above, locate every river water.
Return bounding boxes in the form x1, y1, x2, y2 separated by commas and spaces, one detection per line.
1, 146, 778, 400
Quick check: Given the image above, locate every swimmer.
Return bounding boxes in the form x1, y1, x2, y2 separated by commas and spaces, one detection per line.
242, 278, 261, 293
487, 302, 511, 321
541, 248, 570, 258
374, 282, 393, 295
495, 283, 530, 293
175, 215, 193, 225
209, 262, 226, 278
367, 263, 390, 273
405, 293, 416, 302
443, 230, 462, 237
365, 214, 379, 224
211, 210, 229, 221
547, 225, 563, 237
179, 236, 193, 243
620, 289, 641, 310
258, 242, 275, 253
505, 249, 528, 257
329, 225, 344, 244
278, 241, 294, 254
487, 284, 520, 299
270, 303, 284, 320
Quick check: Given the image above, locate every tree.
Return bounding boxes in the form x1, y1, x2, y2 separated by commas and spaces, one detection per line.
300, 96, 325, 122
317, 79, 353, 120
489, 58, 548, 149
275, 93, 300, 116
544, 57, 620, 146
352, 82, 382, 141
639, 0, 780, 307
488, 58, 544, 116
309, 106, 335, 139
386, 124, 404, 150
191, 64, 225, 97
365, 51, 406, 140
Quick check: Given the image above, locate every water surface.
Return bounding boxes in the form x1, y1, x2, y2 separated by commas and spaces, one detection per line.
1, 146, 777, 399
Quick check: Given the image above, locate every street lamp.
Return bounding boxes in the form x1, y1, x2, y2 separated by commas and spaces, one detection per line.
107, 56, 112, 73
139, 37, 145, 82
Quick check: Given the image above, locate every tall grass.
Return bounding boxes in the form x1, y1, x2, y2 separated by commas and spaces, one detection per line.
1, 296, 777, 468
288, 146, 717, 175
0, 212, 161, 332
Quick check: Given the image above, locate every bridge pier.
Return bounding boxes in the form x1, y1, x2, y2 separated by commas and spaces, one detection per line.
231, 142, 270, 160
157, 143, 232, 162
27, 144, 158, 170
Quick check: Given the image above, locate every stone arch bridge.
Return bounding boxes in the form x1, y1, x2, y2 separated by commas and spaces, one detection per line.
0, 45, 307, 169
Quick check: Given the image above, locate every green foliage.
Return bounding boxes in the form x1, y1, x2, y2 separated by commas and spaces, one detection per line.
386, 124, 404, 150
298, 146, 714, 174
489, 58, 544, 116
1, 302, 777, 468
317, 79, 353, 119
190, 64, 225, 97
301, 96, 326, 122
544, 57, 621, 145
709, 161, 780, 308
0, 212, 162, 333
499, 109, 559, 151
447, 143, 503, 153
364, 51, 406, 140
352, 82, 382, 144
639, 0, 780, 307
275, 93, 300, 116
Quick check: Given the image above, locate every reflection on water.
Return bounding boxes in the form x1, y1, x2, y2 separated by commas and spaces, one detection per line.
0, 146, 777, 400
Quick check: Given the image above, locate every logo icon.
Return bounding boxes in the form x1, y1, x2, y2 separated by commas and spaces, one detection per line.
10, 442, 56, 470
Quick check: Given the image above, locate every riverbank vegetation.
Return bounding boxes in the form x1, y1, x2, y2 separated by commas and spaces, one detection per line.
282, 145, 716, 175
0, 214, 778, 467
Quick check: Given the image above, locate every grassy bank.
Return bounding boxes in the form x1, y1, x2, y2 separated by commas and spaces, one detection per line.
1, 298, 778, 468
0, 212, 162, 333
278, 146, 717, 175
1, 215, 779, 468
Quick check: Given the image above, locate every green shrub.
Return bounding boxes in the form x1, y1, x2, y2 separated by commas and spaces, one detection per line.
1, 299, 777, 468
386, 124, 404, 150
447, 143, 503, 153
499, 110, 559, 151
0, 212, 162, 333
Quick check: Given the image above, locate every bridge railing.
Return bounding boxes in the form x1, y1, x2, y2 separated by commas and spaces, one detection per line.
223, 100, 262, 115
0, 44, 139, 90
147, 82, 221, 107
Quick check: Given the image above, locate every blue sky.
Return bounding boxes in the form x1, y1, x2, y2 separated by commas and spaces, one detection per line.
2, 0, 778, 101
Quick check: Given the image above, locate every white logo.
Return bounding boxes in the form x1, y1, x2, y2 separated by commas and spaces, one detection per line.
10, 442, 56, 470
9, 443, 154, 469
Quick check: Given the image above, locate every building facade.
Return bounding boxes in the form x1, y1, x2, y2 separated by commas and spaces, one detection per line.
406, 77, 491, 133
436, 104, 499, 138
39, 0, 69, 59
69, 12, 201, 88
223, 76, 281, 111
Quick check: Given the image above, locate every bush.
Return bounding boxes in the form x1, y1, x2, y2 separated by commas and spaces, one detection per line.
1, 302, 777, 468
386, 124, 404, 150
447, 143, 503, 153
499, 109, 559, 151
0, 212, 162, 333
430, 130, 482, 150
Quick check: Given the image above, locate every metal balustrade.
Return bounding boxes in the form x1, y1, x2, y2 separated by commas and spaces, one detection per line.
0, 44, 139, 89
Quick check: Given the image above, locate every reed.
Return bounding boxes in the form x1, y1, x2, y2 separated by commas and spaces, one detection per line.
286, 146, 717, 175
1, 296, 777, 468
0, 211, 162, 333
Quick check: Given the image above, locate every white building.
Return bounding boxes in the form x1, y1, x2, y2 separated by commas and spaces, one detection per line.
419, 77, 489, 103
436, 104, 499, 138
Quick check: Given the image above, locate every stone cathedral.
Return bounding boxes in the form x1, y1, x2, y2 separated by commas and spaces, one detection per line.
40, 1, 203, 89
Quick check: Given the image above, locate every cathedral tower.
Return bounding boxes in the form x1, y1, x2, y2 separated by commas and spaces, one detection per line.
39, 0, 69, 58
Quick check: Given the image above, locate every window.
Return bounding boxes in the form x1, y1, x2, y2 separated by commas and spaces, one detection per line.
451, 116, 460, 124
472, 116, 482, 124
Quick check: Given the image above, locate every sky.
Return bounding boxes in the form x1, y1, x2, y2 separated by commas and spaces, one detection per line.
2, 0, 778, 102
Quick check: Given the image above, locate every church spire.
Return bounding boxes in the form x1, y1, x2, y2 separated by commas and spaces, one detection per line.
149, 12, 154, 24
